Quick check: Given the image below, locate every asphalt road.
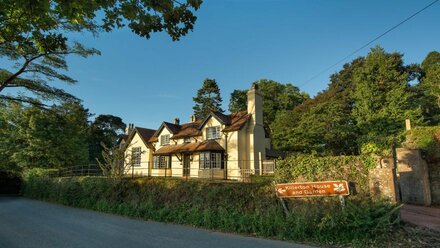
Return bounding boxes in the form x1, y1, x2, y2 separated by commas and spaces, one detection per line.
0, 197, 314, 248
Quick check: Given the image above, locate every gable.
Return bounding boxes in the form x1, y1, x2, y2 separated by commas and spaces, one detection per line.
124, 127, 156, 150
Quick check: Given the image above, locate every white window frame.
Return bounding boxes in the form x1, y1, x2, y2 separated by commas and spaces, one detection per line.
206, 126, 221, 140
199, 152, 223, 169
160, 134, 170, 146
131, 147, 142, 167
184, 137, 192, 143
153, 156, 170, 169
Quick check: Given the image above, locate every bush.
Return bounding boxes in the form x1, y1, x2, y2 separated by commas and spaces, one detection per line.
405, 126, 440, 160
22, 175, 400, 246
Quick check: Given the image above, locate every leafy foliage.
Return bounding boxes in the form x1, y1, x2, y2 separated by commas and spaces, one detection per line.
192, 78, 224, 119
419, 51, 440, 108
23, 175, 401, 246
352, 47, 423, 153
404, 126, 440, 160
269, 47, 440, 155
88, 114, 126, 162
271, 58, 362, 154
228, 79, 309, 135
0, 0, 202, 105
275, 153, 375, 195
228, 89, 247, 113
0, 100, 90, 170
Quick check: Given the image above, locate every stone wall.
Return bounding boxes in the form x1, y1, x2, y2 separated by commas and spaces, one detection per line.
397, 148, 431, 206
368, 157, 399, 202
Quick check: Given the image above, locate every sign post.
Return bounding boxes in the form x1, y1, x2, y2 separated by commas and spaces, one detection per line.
276, 180, 350, 211
276, 180, 350, 198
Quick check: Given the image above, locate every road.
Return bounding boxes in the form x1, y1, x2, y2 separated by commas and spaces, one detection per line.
401, 204, 440, 232
0, 197, 314, 248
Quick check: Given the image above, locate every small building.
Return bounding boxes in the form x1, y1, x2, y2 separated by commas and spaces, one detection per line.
122, 84, 274, 180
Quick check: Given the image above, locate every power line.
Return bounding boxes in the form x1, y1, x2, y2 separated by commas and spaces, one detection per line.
299, 0, 439, 88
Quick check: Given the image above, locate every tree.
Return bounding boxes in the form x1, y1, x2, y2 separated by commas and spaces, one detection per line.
420, 51, 440, 108
0, 0, 203, 106
97, 143, 132, 179
229, 79, 309, 135
89, 114, 126, 162
352, 47, 423, 153
0, 100, 90, 169
193, 78, 224, 119
270, 57, 363, 155
228, 89, 248, 113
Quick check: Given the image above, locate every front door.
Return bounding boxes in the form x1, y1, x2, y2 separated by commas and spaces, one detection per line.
183, 154, 191, 177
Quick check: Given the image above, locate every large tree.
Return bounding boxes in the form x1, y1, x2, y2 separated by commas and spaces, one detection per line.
228, 79, 309, 135
271, 58, 363, 155
0, 100, 90, 169
89, 114, 126, 162
0, 0, 202, 105
352, 47, 423, 153
193, 78, 224, 119
420, 51, 440, 108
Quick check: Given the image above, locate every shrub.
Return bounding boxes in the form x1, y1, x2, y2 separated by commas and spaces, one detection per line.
405, 126, 440, 160
22, 176, 400, 247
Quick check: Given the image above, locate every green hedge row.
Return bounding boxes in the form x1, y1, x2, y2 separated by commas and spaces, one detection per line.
23, 174, 400, 246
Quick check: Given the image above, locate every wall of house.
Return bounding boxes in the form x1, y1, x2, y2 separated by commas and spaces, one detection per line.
154, 128, 174, 148
226, 131, 241, 180
124, 132, 150, 176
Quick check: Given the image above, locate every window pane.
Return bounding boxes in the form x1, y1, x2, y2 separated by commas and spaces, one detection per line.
132, 147, 141, 167
161, 135, 170, 145
207, 126, 220, 140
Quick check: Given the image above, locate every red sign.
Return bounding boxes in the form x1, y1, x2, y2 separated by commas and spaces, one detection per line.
276, 181, 350, 198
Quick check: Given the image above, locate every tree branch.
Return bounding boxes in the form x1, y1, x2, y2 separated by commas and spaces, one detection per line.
0, 53, 47, 92
0, 95, 49, 109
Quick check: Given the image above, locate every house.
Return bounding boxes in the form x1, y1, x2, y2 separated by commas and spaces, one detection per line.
122, 83, 274, 180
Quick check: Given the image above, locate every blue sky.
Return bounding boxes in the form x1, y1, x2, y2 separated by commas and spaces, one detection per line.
3, 0, 440, 128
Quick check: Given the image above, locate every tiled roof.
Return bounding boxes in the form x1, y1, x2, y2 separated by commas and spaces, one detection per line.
153, 140, 225, 155
149, 111, 251, 142
222, 111, 251, 132
135, 127, 156, 143
123, 127, 156, 149
171, 120, 203, 139
163, 122, 181, 134
211, 111, 231, 125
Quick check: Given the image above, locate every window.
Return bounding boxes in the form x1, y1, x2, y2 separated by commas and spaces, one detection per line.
160, 134, 170, 146
131, 147, 142, 167
184, 137, 192, 143
206, 126, 221, 140
153, 156, 170, 169
199, 152, 223, 169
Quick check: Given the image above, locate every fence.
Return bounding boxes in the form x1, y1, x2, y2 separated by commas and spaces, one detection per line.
54, 164, 102, 177
51, 160, 276, 182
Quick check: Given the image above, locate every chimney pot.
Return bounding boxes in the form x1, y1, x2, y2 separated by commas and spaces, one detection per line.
125, 123, 134, 134
174, 118, 180, 125
190, 115, 196, 122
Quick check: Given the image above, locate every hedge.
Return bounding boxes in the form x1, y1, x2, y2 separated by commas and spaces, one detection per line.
23, 172, 400, 247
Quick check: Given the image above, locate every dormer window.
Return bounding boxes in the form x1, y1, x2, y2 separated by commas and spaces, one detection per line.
206, 126, 221, 140
160, 134, 170, 146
